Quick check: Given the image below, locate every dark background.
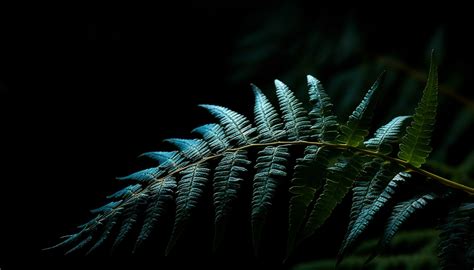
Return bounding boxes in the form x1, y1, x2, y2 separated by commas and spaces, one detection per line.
1, 4, 473, 269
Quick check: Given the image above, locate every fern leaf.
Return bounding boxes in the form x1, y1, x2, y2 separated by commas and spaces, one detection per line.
213, 150, 251, 250
107, 184, 142, 199
339, 160, 382, 257
338, 171, 410, 261
157, 152, 188, 171
164, 138, 210, 160
307, 75, 339, 142
90, 200, 123, 214
364, 116, 411, 154
302, 156, 363, 239
111, 193, 149, 250
438, 202, 474, 269
192, 124, 229, 153
252, 146, 290, 252
287, 146, 332, 256
199, 104, 256, 145
86, 210, 122, 254
166, 164, 210, 254
274, 79, 312, 140
134, 176, 177, 252
139, 151, 178, 164
336, 73, 384, 146
373, 193, 437, 258
252, 84, 286, 142
44, 228, 90, 251
116, 168, 160, 182
65, 236, 93, 255
398, 56, 438, 167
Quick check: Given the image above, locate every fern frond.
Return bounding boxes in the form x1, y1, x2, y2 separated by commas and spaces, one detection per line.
111, 193, 149, 251
116, 168, 160, 182
134, 176, 177, 252
338, 169, 407, 261
199, 104, 257, 146
139, 151, 178, 163
301, 155, 363, 239
192, 124, 230, 153
253, 84, 286, 142
366, 193, 438, 263
307, 75, 339, 142
65, 236, 93, 255
90, 200, 123, 214
166, 164, 210, 254
336, 73, 384, 146
338, 159, 383, 258
164, 138, 210, 160
398, 55, 438, 167
107, 184, 142, 199
48, 66, 472, 269
364, 116, 411, 154
213, 150, 251, 249
86, 210, 123, 254
274, 79, 312, 140
251, 145, 289, 252
287, 146, 332, 255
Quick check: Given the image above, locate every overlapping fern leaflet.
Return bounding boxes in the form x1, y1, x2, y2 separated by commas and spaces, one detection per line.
398, 53, 438, 167
48, 56, 473, 269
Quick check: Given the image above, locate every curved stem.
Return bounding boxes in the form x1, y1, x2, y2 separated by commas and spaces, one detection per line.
228, 140, 474, 195
93, 140, 473, 228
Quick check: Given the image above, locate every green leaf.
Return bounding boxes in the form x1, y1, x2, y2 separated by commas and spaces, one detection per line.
86, 211, 122, 254
192, 124, 230, 153
338, 163, 401, 262
368, 193, 437, 263
166, 164, 210, 254
112, 193, 148, 251
364, 116, 411, 155
336, 73, 385, 146
200, 104, 257, 146
338, 160, 382, 258
253, 84, 286, 142
287, 146, 333, 257
251, 146, 289, 253
398, 55, 438, 167
301, 155, 363, 239
307, 75, 339, 142
275, 79, 312, 140
134, 176, 177, 252
213, 150, 251, 250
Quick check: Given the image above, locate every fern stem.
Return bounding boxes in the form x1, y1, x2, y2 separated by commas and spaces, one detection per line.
94, 140, 473, 228
228, 140, 474, 195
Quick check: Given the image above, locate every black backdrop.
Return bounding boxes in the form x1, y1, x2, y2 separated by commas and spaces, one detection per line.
1, 4, 473, 270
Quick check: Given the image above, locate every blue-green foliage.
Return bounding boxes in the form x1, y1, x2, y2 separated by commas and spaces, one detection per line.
251, 145, 289, 252
307, 75, 339, 142
166, 164, 210, 254
49, 60, 458, 269
135, 176, 176, 252
275, 79, 311, 140
212, 150, 251, 249
336, 73, 384, 146
398, 55, 438, 167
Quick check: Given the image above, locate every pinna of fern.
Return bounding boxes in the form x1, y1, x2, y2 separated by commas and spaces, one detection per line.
46, 54, 474, 268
